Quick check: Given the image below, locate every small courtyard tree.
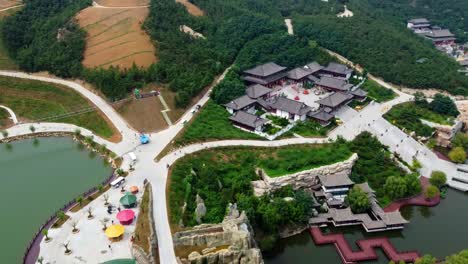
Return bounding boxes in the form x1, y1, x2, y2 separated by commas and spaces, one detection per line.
76, 196, 83, 207
1, 130, 8, 137
71, 221, 79, 233
87, 207, 93, 219
430, 171, 447, 188
42, 229, 51, 242
62, 242, 71, 254
448, 147, 466, 163
103, 193, 109, 205
424, 185, 439, 200
345, 186, 370, 213
29, 125, 35, 133
384, 176, 407, 200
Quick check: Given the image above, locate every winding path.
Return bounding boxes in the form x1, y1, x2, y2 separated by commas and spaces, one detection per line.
92, 1, 149, 8
0, 104, 18, 124
0, 4, 23, 12
2, 50, 467, 263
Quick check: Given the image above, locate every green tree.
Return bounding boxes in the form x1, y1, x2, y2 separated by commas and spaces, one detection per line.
429, 171, 447, 188
76, 196, 83, 206
452, 132, 468, 150
445, 249, 468, 263
384, 176, 407, 200
429, 94, 459, 117
415, 254, 437, 264
1, 130, 8, 137
448, 147, 466, 163
405, 173, 422, 196
345, 186, 371, 213
42, 229, 50, 241
424, 185, 439, 200
57, 211, 66, 221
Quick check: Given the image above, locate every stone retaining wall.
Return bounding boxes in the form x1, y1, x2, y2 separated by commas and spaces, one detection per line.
252, 153, 358, 196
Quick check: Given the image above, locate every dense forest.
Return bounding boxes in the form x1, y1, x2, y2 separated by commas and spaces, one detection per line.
2, 0, 467, 105
2, 0, 90, 77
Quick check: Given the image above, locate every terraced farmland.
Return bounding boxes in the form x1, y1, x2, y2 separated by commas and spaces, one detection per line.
76, 1, 156, 69
0, 0, 21, 10
176, 0, 204, 16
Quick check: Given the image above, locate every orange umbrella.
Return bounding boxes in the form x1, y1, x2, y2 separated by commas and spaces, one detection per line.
130, 186, 139, 194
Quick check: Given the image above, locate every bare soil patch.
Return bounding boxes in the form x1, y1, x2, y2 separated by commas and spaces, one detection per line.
96, 0, 149, 7
76, 5, 156, 69
0, 0, 21, 10
175, 0, 204, 16
113, 84, 171, 132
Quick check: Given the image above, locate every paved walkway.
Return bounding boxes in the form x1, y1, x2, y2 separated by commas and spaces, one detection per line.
0, 104, 18, 124
92, 1, 149, 8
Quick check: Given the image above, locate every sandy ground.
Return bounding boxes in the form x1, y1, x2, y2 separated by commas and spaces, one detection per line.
176, 0, 204, 16
114, 96, 168, 132
76, 5, 156, 69
0, 0, 21, 9
96, 0, 149, 6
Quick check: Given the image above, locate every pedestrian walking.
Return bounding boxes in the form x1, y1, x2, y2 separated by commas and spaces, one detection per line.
108, 245, 112, 252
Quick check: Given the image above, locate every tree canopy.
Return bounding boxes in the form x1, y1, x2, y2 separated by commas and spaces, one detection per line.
429, 171, 447, 188
345, 186, 371, 214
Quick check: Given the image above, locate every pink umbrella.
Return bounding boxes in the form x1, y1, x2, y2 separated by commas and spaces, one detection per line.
117, 209, 135, 225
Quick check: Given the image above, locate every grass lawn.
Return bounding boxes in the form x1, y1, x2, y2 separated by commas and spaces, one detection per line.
289, 120, 336, 137
0, 76, 116, 138
175, 100, 263, 145
265, 114, 289, 127
348, 97, 371, 109
384, 102, 453, 137
361, 79, 396, 103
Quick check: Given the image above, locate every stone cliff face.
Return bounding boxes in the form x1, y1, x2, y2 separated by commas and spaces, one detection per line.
252, 153, 358, 196
174, 206, 263, 264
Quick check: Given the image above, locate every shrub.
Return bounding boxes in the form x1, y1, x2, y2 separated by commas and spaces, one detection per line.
424, 185, 439, 200
448, 147, 466, 163
429, 171, 447, 188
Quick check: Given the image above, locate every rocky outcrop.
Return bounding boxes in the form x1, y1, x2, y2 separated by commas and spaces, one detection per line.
252, 153, 358, 196
195, 194, 207, 224
174, 206, 263, 264
421, 119, 463, 147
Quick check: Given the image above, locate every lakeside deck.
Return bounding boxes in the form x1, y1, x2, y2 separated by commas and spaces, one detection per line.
309, 227, 420, 263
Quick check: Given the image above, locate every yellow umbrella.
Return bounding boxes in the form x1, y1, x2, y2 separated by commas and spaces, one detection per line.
105, 224, 125, 238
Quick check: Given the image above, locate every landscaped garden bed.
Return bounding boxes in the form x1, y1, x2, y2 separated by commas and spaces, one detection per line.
288, 120, 337, 137
360, 79, 396, 103
384, 98, 458, 137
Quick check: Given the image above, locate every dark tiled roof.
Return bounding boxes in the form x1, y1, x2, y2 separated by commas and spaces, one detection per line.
308, 109, 335, 122
316, 76, 351, 91
323, 62, 353, 76
288, 67, 312, 80
425, 29, 455, 38
224, 95, 256, 110
307, 75, 320, 83
350, 88, 368, 97
304, 62, 324, 74
317, 92, 353, 108
408, 18, 430, 24
229, 111, 267, 129
246, 84, 271, 99
256, 98, 272, 110
318, 173, 354, 188
242, 71, 288, 85
243, 62, 287, 77
269, 96, 311, 115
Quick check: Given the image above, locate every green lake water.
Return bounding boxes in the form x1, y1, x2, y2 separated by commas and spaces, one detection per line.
265, 189, 468, 264
0, 137, 111, 263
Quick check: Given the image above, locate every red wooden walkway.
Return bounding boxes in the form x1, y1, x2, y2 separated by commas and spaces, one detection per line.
309, 227, 420, 263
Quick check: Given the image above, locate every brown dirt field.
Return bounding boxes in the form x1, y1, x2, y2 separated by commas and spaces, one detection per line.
76, 6, 156, 69
176, 0, 204, 16
0, 0, 21, 10
96, 0, 149, 7
114, 93, 169, 132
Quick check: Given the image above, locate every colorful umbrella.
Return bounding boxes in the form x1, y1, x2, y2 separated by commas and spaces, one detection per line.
130, 186, 139, 194
120, 192, 137, 208
105, 224, 125, 238
117, 209, 135, 225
